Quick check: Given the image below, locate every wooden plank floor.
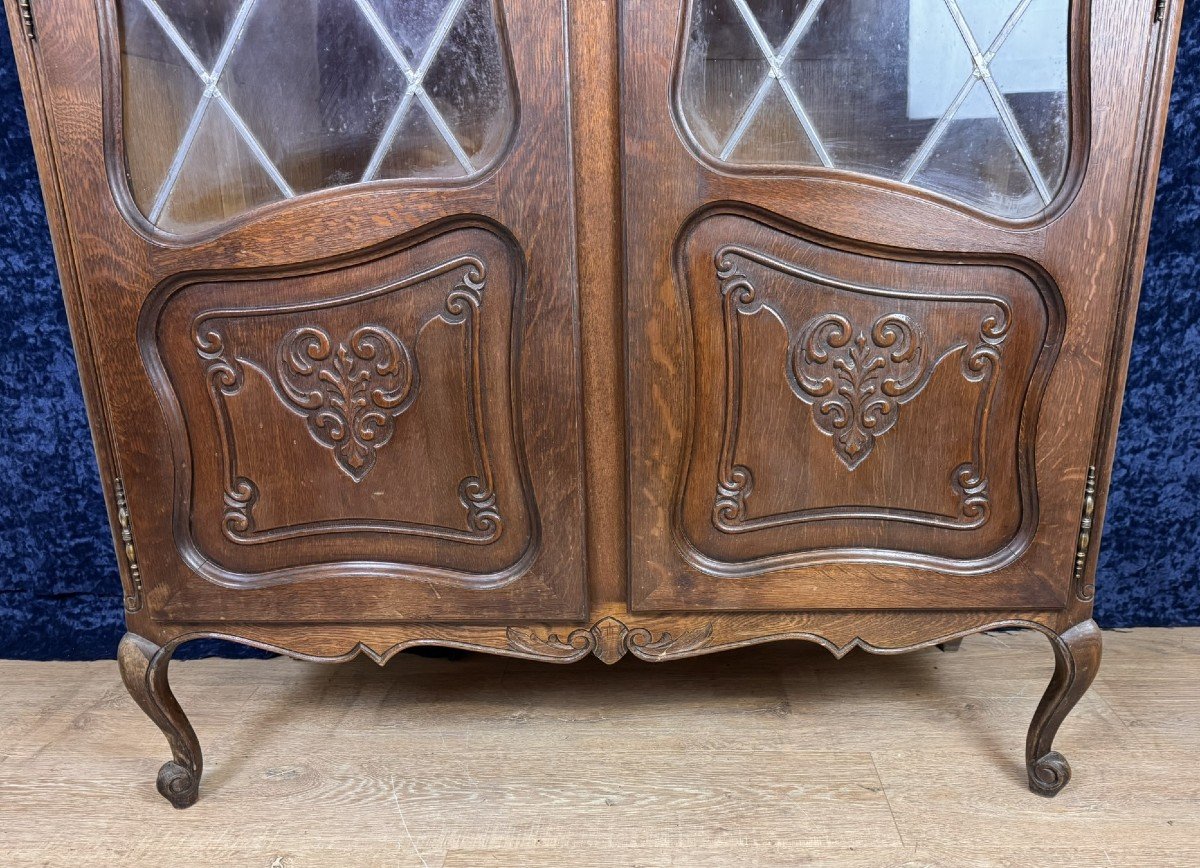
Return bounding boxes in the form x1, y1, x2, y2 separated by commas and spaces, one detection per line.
1, 627, 1198, 866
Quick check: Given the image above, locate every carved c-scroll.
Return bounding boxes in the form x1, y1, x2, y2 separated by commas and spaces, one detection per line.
192, 258, 502, 547
790, 312, 936, 470
505, 618, 716, 664
713, 244, 1007, 534
274, 324, 414, 482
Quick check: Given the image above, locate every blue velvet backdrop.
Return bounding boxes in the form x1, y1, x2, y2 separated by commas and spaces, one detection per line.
1, 13, 1197, 660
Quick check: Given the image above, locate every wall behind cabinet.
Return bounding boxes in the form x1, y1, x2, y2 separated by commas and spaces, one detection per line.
0, 9, 1198, 660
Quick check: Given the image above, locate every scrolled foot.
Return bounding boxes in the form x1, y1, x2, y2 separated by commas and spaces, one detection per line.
1028, 750, 1072, 797
157, 760, 200, 809
1025, 620, 1101, 797
118, 633, 204, 808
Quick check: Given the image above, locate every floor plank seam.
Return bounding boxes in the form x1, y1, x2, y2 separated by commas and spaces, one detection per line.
870, 752, 906, 847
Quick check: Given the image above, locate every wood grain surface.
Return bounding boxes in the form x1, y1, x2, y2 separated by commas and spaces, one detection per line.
1, 0, 1186, 814
4, 0, 589, 623
621, 0, 1183, 616
2, 627, 1198, 866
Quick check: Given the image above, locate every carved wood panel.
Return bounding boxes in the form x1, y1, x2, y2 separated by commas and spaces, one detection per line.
142, 222, 536, 586
2, 0, 1183, 805
620, 0, 1175, 616
675, 209, 1064, 577
10, 0, 589, 624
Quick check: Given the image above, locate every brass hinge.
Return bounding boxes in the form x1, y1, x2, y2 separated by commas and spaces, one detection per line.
18, 0, 35, 40
114, 477, 144, 612
1072, 466, 1098, 602
1155, 0, 1168, 23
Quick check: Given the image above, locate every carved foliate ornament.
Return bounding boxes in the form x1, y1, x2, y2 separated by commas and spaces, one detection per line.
275, 325, 414, 482
791, 312, 934, 470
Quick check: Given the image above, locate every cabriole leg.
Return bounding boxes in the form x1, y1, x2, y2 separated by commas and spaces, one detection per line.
117, 632, 202, 808
1026, 619, 1102, 796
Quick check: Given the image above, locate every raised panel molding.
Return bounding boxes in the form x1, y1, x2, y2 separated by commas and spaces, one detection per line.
712, 244, 1005, 534
193, 258, 502, 548
675, 209, 1065, 576
140, 222, 536, 588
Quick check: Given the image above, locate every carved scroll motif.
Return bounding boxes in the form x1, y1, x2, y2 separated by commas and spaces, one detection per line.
791, 312, 936, 470
505, 618, 716, 664
191, 259, 502, 546
274, 325, 414, 483
713, 246, 1008, 534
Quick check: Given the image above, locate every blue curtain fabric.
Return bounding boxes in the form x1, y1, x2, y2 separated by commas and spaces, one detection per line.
1, 11, 1197, 660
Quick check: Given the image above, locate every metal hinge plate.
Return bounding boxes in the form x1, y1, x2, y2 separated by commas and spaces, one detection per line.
1155, 0, 1168, 23
114, 477, 144, 612
18, 0, 35, 40
1072, 466, 1098, 602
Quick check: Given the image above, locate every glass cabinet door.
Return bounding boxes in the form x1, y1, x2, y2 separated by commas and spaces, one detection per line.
119, 0, 517, 233
22, 0, 586, 622
677, 0, 1072, 218
623, 0, 1155, 613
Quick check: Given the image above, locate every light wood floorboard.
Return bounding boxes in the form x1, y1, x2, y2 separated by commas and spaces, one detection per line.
0, 627, 1197, 866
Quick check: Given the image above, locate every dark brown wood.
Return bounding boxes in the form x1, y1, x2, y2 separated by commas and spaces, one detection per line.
674, 211, 1063, 581
131, 609, 1062, 665
10, 0, 588, 623
2, 0, 1183, 807
1072, 0, 1188, 628
117, 633, 201, 809
1027, 619, 1103, 797
569, 0, 626, 612
621, 0, 1177, 614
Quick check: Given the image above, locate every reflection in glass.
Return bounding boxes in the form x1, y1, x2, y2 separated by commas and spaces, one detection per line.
678, 0, 1071, 218
119, 0, 516, 233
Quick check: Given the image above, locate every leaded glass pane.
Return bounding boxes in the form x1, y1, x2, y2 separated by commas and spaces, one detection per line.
118, 0, 517, 234
678, 0, 1072, 219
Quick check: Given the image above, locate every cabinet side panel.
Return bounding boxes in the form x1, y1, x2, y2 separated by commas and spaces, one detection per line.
2, 1, 140, 613
1070, 0, 1188, 626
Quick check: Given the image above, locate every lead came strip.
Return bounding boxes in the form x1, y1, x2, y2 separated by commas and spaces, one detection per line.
137, 0, 295, 223
936, 0, 1052, 204
353, 0, 475, 181
133, 0, 481, 225
714, 0, 1054, 207
901, 0, 1035, 184
721, 0, 832, 166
